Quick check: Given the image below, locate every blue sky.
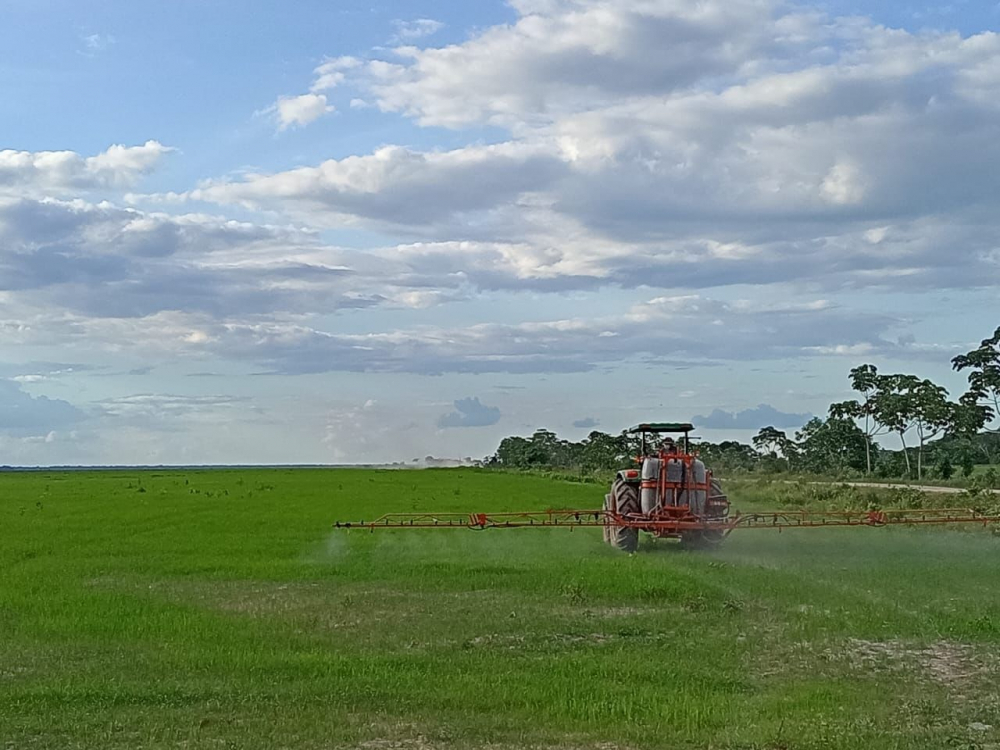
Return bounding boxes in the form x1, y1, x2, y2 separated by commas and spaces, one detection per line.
1, 0, 998, 465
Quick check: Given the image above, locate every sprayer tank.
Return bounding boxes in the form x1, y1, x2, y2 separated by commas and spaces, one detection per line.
640, 457, 660, 514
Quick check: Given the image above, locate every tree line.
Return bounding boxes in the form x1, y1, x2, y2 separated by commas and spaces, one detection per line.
488, 326, 1000, 481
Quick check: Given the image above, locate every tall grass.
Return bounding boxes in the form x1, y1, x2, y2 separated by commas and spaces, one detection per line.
727, 476, 1000, 514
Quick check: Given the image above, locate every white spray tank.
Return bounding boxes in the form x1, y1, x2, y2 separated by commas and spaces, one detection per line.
664, 457, 684, 500
640, 457, 660, 514
677, 457, 708, 515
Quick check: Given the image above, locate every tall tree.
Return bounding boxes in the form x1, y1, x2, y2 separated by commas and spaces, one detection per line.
871, 374, 953, 480
948, 397, 992, 463
752, 426, 797, 460
872, 375, 918, 479
830, 364, 892, 475
493, 435, 547, 467
796, 416, 869, 474
580, 431, 628, 472
697, 440, 758, 474
528, 429, 563, 465
492, 436, 535, 467
907, 379, 952, 481
952, 326, 1000, 459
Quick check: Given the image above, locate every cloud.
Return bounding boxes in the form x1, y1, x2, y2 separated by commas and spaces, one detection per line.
311, 56, 362, 92
138, 295, 912, 376
1, 198, 567, 329
367, 0, 792, 128
0, 379, 85, 436
437, 397, 502, 428
0, 362, 95, 383
81, 33, 115, 55
0, 192, 956, 376
0, 141, 172, 195
269, 94, 333, 130
98, 393, 249, 417
260, 57, 359, 132
693, 404, 814, 430
0, 197, 393, 319
5, 0, 1000, 432
95, 394, 254, 432
191, 142, 566, 228
573, 417, 599, 429
390, 18, 444, 43
197, 1, 1000, 295
375, 226, 1000, 293
323, 398, 421, 461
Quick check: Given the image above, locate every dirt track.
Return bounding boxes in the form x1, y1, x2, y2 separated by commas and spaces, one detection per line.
812, 481, 998, 495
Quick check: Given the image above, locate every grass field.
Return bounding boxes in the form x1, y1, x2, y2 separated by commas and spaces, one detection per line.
3, 468, 1000, 749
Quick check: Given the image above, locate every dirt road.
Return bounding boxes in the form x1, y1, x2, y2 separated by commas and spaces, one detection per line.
812, 481, 997, 495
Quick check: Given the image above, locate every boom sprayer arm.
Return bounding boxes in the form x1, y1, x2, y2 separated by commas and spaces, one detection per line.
334, 506, 1000, 534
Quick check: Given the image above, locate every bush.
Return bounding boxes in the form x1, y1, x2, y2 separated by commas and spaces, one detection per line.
969, 468, 1000, 492
936, 457, 954, 480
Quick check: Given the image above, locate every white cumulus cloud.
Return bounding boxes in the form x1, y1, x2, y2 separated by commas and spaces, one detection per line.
311, 56, 362, 92
175, 2, 1000, 299
390, 18, 444, 43
0, 141, 172, 195
270, 93, 334, 130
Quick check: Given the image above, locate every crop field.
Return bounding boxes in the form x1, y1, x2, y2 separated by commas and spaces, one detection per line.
3, 468, 1000, 749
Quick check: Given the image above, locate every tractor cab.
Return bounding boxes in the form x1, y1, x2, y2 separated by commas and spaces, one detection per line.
628, 422, 696, 461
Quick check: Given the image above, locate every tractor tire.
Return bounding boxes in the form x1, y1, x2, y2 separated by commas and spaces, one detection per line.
602, 492, 614, 544
710, 478, 724, 500
707, 477, 728, 522
609, 478, 640, 553
683, 479, 727, 550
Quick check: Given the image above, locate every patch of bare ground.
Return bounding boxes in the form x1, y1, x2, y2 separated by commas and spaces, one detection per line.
747, 636, 1000, 744
753, 635, 1000, 693
847, 638, 997, 686
183, 581, 331, 616
840, 638, 999, 688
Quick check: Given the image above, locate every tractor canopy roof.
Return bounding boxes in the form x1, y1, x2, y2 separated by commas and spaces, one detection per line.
625, 422, 695, 434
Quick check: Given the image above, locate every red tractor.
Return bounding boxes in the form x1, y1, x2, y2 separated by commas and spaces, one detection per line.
603, 423, 728, 552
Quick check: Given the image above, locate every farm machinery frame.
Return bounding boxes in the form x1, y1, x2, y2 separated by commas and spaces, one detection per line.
334, 422, 1000, 551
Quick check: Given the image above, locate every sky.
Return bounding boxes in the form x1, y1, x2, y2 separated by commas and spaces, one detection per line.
1, 0, 998, 465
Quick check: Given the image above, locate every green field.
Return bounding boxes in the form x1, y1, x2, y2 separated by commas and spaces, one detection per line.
3, 468, 1000, 749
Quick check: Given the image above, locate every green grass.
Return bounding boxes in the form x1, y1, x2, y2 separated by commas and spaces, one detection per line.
3, 468, 1000, 749
721, 476, 991, 509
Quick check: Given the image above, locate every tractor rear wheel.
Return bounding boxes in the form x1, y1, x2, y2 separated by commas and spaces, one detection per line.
682, 479, 727, 550
609, 478, 640, 553
709, 478, 725, 503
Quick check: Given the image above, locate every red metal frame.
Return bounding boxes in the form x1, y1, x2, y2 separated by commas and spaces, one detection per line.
623, 443, 729, 538
641, 453, 717, 509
